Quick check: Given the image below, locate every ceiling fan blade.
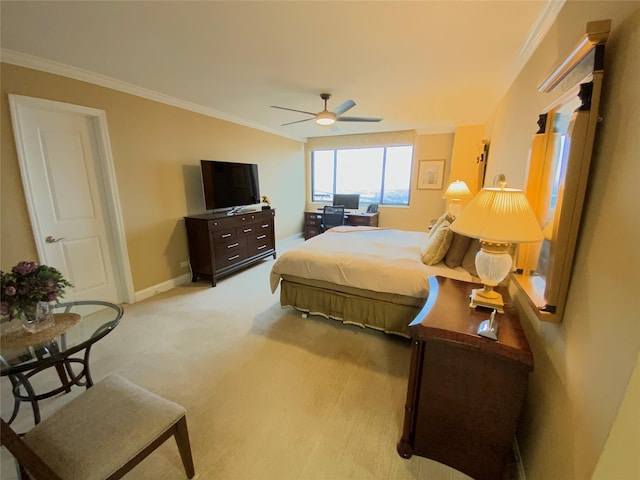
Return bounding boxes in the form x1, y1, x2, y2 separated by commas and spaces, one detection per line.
337, 116, 383, 123
281, 118, 314, 126
271, 105, 316, 116
333, 99, 356, 116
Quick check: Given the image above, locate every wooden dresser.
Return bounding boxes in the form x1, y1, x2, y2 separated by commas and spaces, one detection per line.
303, 210, 379, 240
397, 276, 533, 480
184, 209, 276, 286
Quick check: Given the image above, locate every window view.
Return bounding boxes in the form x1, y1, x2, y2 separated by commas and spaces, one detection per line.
311, 145, 413, 205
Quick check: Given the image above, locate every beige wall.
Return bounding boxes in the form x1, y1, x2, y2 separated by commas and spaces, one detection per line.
407, 132, 455, 230
1, 63, 305, 292
592, 353, 640, 479
305, 130, 454, 232
485, 2, 640, 479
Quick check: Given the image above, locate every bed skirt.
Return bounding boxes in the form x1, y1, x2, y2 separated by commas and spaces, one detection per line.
279, 275, 426, 338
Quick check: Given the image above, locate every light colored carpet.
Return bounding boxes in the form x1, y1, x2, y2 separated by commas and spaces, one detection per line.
1, 235, 478, 480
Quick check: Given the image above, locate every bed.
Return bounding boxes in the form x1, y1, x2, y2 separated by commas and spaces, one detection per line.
269, 224, 478, 338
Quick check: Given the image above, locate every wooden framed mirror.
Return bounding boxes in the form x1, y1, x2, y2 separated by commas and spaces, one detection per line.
514, 20, 610, 323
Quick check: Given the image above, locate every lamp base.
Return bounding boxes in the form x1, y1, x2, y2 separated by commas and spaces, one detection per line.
469, 288, 505, 313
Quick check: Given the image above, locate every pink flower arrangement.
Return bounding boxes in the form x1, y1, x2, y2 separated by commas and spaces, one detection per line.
1, 261, 73, 319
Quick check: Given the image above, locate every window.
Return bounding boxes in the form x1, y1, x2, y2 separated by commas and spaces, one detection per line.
311, 145, 413, 205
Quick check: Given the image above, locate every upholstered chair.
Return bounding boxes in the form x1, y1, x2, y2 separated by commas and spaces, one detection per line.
1, 374, 195, 480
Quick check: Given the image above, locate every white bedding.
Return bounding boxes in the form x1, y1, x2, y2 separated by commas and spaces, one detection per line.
270, 226, 474, 298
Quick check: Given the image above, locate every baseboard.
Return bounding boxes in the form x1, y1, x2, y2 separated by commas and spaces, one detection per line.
132, 233, 299, 303
513, 438, 527, 480
134, 273, 191, 302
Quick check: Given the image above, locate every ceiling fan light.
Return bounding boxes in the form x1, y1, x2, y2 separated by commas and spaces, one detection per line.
316, 111, 336, 125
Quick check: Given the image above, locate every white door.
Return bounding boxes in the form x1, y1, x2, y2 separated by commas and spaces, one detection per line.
9, 95, 134, 304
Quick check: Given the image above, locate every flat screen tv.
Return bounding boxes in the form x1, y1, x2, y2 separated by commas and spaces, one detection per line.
201, 160, 260, 211
333, 193, 360, 210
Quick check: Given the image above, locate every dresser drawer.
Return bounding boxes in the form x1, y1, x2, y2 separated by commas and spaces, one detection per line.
248, 234, 274, 257
210, 226, 237, 244
349, 216, 371, 226
237, 224, 257, 237
215, 237, 248, 268
305, 227, 320, 239
256, 219, 274, 232
305, 214, 322, 227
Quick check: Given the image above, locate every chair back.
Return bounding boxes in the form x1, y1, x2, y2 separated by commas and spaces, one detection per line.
322, 205, 345, 231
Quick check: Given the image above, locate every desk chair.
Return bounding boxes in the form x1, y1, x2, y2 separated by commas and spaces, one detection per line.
321, 205, 345, 232
1, 374, 195, 480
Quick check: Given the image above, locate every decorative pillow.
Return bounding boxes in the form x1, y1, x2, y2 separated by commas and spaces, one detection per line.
428, 212, 454, 238
444, 232, 472, 268
462, 238, 481, 276
421, 221, 453, 265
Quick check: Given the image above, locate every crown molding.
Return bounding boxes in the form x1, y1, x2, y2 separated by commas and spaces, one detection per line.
0, 48, 306, 143
509, 0, 566, 85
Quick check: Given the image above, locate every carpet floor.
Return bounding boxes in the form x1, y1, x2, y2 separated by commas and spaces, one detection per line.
1, 235, 493, 479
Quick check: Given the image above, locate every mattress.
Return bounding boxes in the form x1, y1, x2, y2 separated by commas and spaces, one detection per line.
270, 226, 473, 298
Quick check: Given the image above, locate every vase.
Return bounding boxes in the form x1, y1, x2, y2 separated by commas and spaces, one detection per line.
21, 301, 54, 333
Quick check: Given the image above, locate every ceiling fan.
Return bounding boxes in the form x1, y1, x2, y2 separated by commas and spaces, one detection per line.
271, 93, 383, 126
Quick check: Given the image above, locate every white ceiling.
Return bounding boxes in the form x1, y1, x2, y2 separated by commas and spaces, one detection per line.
0, 1, 562, 142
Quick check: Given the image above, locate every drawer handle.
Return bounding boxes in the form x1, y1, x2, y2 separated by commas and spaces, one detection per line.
257, 234, 266, 240
228, 254, 240, 261
257, 245, 267, 250
227, 242, 239, 249
243, 228, 252, 233
221, 233, 232, 238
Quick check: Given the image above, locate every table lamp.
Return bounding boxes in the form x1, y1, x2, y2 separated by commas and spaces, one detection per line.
443, 180, 472, 216
450, 182, 543, 312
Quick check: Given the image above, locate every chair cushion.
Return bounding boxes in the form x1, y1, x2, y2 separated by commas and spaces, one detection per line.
23, 374, 185, 480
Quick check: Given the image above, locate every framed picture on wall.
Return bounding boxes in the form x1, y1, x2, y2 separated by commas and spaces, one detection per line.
417, 160, 445, 189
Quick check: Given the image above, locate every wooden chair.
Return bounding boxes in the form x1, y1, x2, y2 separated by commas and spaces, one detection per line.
0, 374, 195, 480
321, 205, 345, 232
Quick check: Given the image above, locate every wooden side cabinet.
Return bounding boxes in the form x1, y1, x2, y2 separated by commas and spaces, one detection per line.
184, 209, 276, 286
397, 276, 533, 480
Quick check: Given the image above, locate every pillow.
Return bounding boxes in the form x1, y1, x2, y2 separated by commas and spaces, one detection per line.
444, 232, 472, 268
428, 212, 454, 238
462, 238, 481, 276
421, 221, 453, 265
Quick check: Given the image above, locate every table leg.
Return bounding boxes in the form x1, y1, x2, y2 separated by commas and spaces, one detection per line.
9, 372, 41, 425
46, 342, 73, 393
83, 345, 94, 388
4, 375, 22, 425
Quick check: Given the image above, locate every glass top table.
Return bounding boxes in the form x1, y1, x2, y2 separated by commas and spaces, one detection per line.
0, 300, 123, 426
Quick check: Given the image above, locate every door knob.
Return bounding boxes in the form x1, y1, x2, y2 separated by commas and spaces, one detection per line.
45, 236, 65, 243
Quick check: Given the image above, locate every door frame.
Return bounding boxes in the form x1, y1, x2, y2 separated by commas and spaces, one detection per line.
9, 94, 135, 304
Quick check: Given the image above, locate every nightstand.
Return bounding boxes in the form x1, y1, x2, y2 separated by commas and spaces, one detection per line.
397, 276, 533, 480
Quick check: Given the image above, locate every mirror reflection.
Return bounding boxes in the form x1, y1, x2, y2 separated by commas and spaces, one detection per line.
513, 20, 609, 322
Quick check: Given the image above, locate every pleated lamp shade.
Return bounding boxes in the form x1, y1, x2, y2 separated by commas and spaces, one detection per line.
450, 187, 543, 244
442, 180, 472, 200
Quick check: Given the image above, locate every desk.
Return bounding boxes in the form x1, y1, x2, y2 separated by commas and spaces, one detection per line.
303, 210, 379, 240
397, 276, 533, 480
0, 301, 123, 426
